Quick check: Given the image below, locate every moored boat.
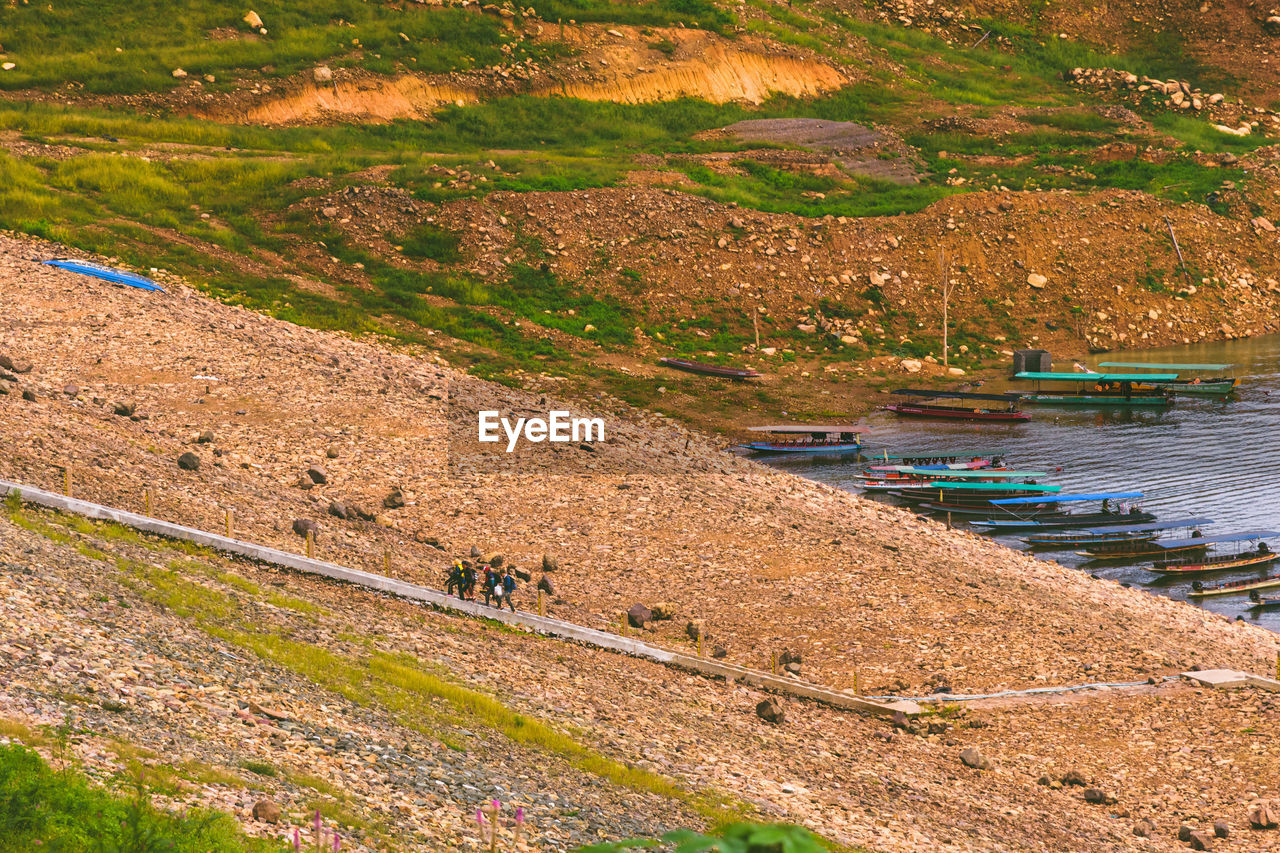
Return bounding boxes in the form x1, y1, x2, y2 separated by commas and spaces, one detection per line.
659, 357, 762, 380
1014, 372, 1174, 406
1149, 532, 1280, 573
1017, 517, 1214, 548
860, 467, 1037, 492
1248, 591, 1280, 608
1097, 362, 1239, 397
738, 425, 863, 455
882, 389, 1030, 421
860, 450, 1004, 467
973, 491, 1151, 531
1189, 573, 1280, 598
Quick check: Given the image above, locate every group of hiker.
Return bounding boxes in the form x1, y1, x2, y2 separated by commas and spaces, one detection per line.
445, 558, 518, 611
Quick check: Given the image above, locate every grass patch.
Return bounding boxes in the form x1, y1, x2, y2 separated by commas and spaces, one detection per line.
0, 742, 285, 852
398, 224, 463, 264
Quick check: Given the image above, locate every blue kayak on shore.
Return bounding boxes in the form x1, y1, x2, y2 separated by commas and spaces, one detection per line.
44, 258, 166, 293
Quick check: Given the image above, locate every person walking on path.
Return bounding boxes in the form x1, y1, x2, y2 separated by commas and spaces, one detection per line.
461, 561, 477, 601
500, 568, 517, 612
445, 561, 464, 598
482, 564, 497, 605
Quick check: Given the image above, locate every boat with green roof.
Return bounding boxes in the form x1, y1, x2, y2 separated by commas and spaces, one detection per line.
1014, 371, 1174, 406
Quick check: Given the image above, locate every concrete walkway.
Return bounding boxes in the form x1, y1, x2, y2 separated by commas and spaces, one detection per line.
1, 479, 920, 718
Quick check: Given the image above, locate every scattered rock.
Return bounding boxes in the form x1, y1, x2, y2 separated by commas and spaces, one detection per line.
306, 465, 328, 485
0, 354, 31, 374
292, 518, 319, 537
542, 554, 559, 572
251, 799, 281, 823
1082, 788, 1114, 805
536, 575, 556, 595
513, 567, 531, 582
197, 430, 215, 444
755, 698, 785, 724
627, 603, 652, 628
1248, 799, 1279, 829
960, 747, 992, 770
711, 645, 727, 659
1188, 830, 1213, 851
1060, 769, 1088, 787
325, 446, 340, 459
1027, 273, 1048, 289
244, 10, 264, 28
171, 68, 187, 79
1212, 820, 1229, 839
112, 401, 136, 417
684, 619, 706, 641
489, 554, 505, 568
177, 452, 200, 471
313, 65, 334, 83
900, 358, 922, 373
327, 501, 349, 520
1178, 824, 1195, 842
650, 602, 677, 620
383, 488, 405, 509
20, 388, 36, 402
1132, 819, 1154, 837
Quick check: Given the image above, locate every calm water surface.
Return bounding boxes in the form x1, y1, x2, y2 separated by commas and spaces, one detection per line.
762, 335, 1280, 631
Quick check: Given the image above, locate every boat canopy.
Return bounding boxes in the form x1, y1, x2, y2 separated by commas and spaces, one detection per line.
896, 482, 1061, 492
990, 491, 1144, 505
1015, 371, 1181, 382
44, 258, 166, 293
1157, 530, 1280, 549
891, 388, 1023, 401
1097, 362, 1233, 371
895, 468, 1046, 478
1080, 517, 1215, 534
748, 425, 862, 433
868, 450, 1003, 460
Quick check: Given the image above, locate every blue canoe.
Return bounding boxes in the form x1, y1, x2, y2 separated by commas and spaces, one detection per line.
44, 258, 166, 293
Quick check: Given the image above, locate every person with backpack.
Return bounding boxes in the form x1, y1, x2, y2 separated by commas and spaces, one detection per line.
499, 568, 517, 612
445, 561, 465, 598
481, 564, 497, 605
461, 561, 477, 601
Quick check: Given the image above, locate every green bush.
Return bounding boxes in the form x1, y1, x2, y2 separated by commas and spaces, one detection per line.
0, 743, 285, 852
579, 822, 829, 853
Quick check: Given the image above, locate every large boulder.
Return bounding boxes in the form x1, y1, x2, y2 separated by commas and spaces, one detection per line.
755, 698, 785, 724
627, 603, 653, 629
960, 747, 992, 770
177, 452, 200, 471
542, 554, 559, 572
251, 799, 281, 823
1249, 799, 1279, 829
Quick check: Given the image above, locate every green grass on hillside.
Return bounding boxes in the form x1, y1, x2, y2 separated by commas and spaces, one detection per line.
0, 743, 285, 853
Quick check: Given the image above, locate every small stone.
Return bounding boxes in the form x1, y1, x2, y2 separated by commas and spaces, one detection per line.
1132, 819, 1153, 837
383, 488, 405, 509
197, 430, 215, 443
489, 554, 505, 568
1248, 799, 1279, 829
1060, 769, 1088, 787
306, 464, 328, 484
1027, 273, 1048, 289
177, 452, 200, 471
960, 747, 992, 770
650, 602, 677, 620
171, 68, 187, 79
755, 698, 785, 724
62, 384, 79, 396
536, 575, 556, 595
684, 619, 706, 641
321, 206, 340, 219
325, 446, 340, 459
1213, 820, 1229, 839
313, 65, 334, 83
112, 401, 136, 417
1188, 830, 1213, 851
1082, 788, 1113, 804
711, 645, 727, 659
251, 799, 281, 823
20, 389, 36, 402
327, 501, 349, 520
541, 554, 559, 572
1178, 824, 1194, 842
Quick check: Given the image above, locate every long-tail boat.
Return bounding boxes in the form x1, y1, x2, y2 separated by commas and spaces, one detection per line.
1149, 532, 1280, 573
1248, 591, 1280, 608
882, 389, 1030, 421
1014, 372, 1174, 406
972, 492, 1152, 531
860, 467, 1040, 492
1189, 573, 1280, 598
738, 425, 863, 455
896, 481, 1062, 514
659, 357, 762, 380
860, 450, 1005, 467
1097, 362, 1239, 397
1079, 529, 1214, 561
1019, 517, 1215, 548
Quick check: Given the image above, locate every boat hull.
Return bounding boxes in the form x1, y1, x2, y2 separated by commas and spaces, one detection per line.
1150, 552, 1279, 574
881, 404, 1030, 421
916, 501, 1066, 517
1134, 379, 1238, 397
1189, 574, 1280, 598
739, 442, 863, 454
972, 510, 1156, 531
1024, 533, 1157, 548
1079, 542, 1208, 561
1022, 394, 1170, 407
659, 357, 761, 380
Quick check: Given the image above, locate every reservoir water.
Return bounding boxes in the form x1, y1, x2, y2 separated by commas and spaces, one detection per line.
763, 335, 1280, 631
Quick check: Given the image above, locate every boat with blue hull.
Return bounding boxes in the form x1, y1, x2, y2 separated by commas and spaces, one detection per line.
1019, 517, 1215, 548
738, 425, 863, 455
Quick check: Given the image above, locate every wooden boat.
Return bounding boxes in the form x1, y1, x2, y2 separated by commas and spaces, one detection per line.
1189, 573, 1280, 598
882, 389, 1030, 421
1248, 591, 1280, 608
1014, 372, 1173, 406
860, 450, 1004, 468
895, 482, 1062, 514
972, 492, 1152, 532
1098, 362, 1239, 397
860, 467, 1034, 493
738, 425, 862, 455
659, 357, 761, 380
1017, 517, 1213, 548
1079, 531, 1212, 561
1149, 532, 1280, 573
